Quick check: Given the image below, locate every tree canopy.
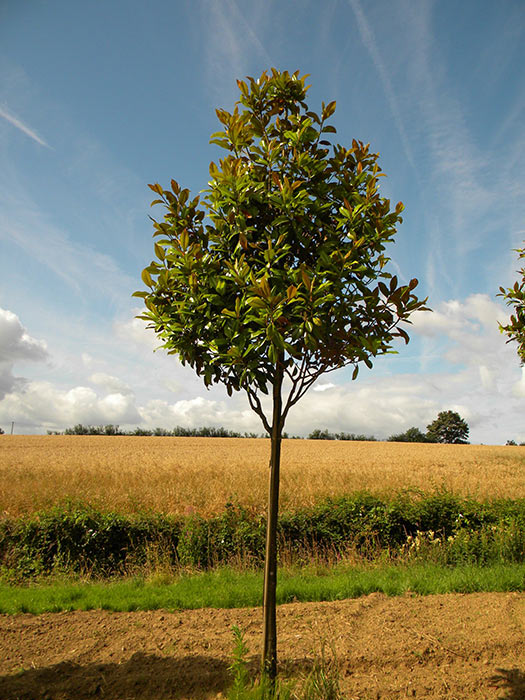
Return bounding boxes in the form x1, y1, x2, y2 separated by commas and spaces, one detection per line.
426, 410, 469, 444
135, 69, 428, 434
387, 426, 429, 443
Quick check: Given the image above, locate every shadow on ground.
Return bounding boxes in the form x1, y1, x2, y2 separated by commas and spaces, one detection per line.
491, 668, 525, 700
0, 653, 230, 700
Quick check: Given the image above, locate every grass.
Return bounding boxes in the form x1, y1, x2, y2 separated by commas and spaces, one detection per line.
0, 561, 523, 614
1, 435, 524, 517
225, 626, 345, 699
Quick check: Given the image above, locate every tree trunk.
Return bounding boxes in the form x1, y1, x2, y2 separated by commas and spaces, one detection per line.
261, 362, 283, 683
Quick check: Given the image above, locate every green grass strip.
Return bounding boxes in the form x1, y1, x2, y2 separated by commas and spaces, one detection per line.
0, 562, 523, 615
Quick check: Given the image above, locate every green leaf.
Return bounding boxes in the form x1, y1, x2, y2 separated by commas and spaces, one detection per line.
154, 243, 165, 261
141, 269, 153, 287
221, 308, 237, 318
323, 101, 336, 119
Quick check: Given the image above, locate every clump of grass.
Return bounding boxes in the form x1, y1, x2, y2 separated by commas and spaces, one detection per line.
225, 626, 344, 700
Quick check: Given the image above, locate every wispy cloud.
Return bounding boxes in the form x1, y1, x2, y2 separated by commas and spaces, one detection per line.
0, 105, 50, 148
200, 0, 272, 101
347, 0, 418, 178
377, 1, 520, 302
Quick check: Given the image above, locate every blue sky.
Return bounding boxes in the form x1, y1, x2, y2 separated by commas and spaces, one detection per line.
1, 0, 524, 442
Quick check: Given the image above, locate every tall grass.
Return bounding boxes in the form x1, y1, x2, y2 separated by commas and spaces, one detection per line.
1, 436, 524, 516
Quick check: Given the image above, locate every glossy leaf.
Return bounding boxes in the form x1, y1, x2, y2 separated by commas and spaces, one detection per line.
135, 68, 430, 428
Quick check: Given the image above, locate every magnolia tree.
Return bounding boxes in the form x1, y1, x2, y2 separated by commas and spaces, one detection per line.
135, 69, 428, 681
499, 245, 525, 363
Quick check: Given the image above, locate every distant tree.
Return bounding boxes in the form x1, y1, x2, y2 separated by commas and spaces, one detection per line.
335, 431, 376, 441
387, 426, 428, 443
308, 428, 336, 440
135, 68, 428, 682
131, 427, 154, 436
506, 439, 517, 446
0, 428, 4, 435
103, 424, 122, 435
498, 245, 525, 364
426, 410, 469, 444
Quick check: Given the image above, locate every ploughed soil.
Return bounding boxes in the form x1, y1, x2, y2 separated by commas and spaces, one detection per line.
0, 593, 524, 699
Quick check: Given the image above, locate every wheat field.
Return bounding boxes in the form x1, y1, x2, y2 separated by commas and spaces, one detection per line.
0, 435, 524, 517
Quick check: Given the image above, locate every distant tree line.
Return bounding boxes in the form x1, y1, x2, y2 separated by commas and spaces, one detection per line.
307, 428, 377, 441
49, 424, 262, 438
45, 411, 522, 445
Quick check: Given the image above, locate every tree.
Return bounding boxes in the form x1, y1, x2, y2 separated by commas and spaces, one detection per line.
135, 68, 428, 682
498, 245, 525, 364
387, 426, 428, 442
426, 410, 469, 444
0, 428, 4, 435
308, 428, 335, 440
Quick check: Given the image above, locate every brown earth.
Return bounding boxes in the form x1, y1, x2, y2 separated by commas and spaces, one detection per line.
0, 593, 524, 699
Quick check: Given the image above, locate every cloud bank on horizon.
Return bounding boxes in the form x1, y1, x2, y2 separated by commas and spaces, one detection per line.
0, 0, 524, 443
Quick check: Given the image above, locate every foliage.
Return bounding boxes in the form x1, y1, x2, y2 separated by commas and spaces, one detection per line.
57, 424, 253, 437
387, 426, 429, 442
134, 68, 428, 433
498, 245, 525, 363
0, 428, 4, 435
308, 429, 376, 441
426, 410, 469, 444
0, 504, 181, 580
64, 424, 124, 435
1, 494, 523, 581
308, 429, 336, 440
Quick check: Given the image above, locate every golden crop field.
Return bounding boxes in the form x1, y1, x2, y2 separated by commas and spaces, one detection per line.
0, 435, 524, 517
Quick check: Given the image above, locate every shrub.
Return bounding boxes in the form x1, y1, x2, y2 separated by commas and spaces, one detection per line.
0, 493, 523, 580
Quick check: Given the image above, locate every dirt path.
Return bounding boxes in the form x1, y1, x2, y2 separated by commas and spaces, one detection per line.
0, 593, 524, 699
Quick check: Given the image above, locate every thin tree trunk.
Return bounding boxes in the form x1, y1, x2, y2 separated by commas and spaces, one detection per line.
262, 362, 283, 683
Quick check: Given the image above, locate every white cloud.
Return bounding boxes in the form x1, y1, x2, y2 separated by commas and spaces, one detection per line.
411, 294, 510, 369
513, 367, 525, 398
138, 396, 258, 433
89, 372, 133, 396
0, 381, 140, 432
114, 313, 159, 351
313, 382, 336, 392
0, 307, 48, 364
0, 307, 48, 399
1, 297, 523, 444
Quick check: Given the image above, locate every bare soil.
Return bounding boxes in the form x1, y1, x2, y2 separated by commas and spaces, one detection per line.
0, 593, 524, 699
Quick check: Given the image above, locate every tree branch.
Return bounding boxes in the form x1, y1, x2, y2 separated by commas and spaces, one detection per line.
246, 387, 271, 434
